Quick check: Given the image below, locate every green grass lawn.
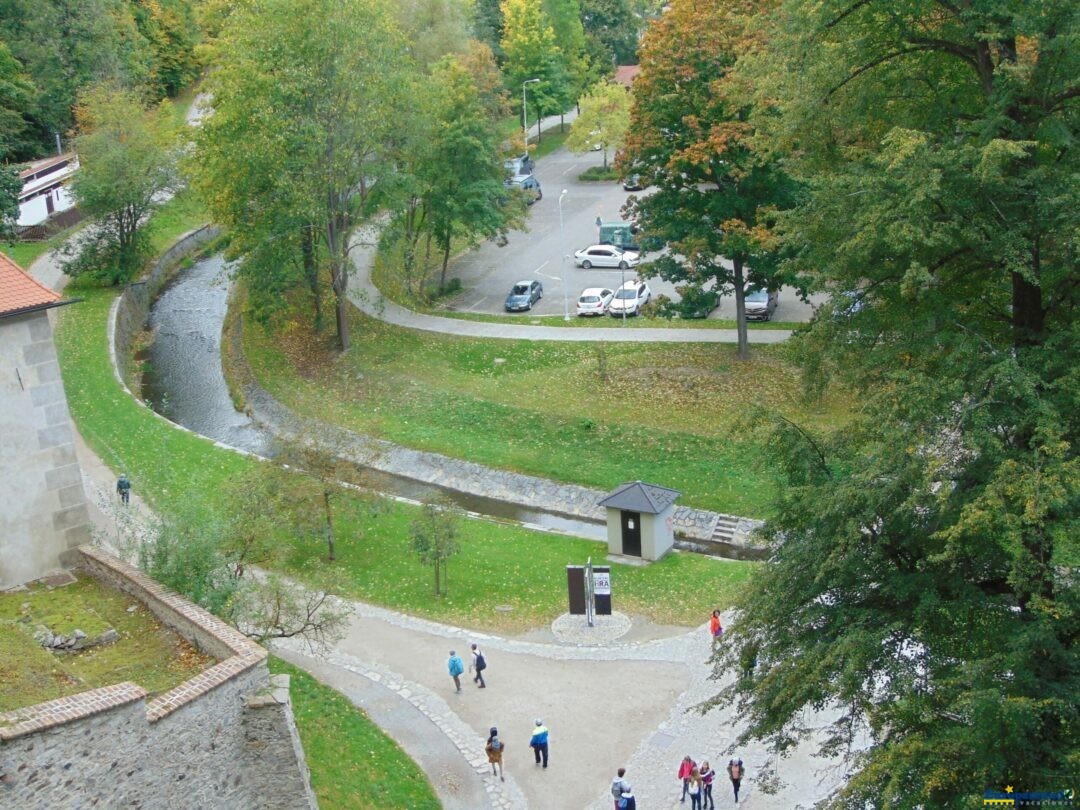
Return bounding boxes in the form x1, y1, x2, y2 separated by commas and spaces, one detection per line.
281, 495, 754, 633
268, 657, 440, 809
243, 306, 848, 516
0, 573, 215, 713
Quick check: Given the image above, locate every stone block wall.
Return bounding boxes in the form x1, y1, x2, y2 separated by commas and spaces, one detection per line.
0, 308, 91, 589
0, 547, 316, 810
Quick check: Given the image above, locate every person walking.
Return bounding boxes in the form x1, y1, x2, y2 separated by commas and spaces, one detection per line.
448, 650, 465, 692
727, 757, 744, 803
678, 755, 696, 802
485, 727, 505, 782
687, 766, 703, 810
529, 719, 549, 768
700, 760, 716, 810
610, 767, 631, 810
116, 474, 131, 505
709, 610, 723, 647
470, 643, 487, 688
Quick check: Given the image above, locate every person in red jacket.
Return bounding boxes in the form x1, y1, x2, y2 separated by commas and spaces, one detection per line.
709, 610, 723, 647
677, 755, 697, 802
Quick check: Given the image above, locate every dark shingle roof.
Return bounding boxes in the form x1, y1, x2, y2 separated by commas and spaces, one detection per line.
598, 481, 681, 514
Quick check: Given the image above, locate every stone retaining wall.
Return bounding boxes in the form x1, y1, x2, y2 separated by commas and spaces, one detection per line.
0, 546, 316, 810
242, 375, 765, 551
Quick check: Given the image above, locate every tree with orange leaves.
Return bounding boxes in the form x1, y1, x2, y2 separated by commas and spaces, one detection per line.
618, 0, 795, 359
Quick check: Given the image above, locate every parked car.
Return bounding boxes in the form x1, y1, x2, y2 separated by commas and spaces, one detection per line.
608, 279, 652, 317
622, 174, 642, 191
678, 287, 719, 319
573, 244, 640, 270
744, 287, 779, 321
504, 173, 542, 204
504, 153, 535, 176
505, 279, 543, 311
576, 287, 614, 316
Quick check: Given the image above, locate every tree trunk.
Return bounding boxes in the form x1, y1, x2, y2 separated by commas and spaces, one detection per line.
323, 488, 336, 561
301, 225, 322, 332
433, 556, 441, 596
326, 194, 351, 352
536, 114, 541, 144
439, 238, 451, 292
733, 257, 749, 360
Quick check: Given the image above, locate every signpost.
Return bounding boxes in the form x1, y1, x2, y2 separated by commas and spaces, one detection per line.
566, 559, 612, 627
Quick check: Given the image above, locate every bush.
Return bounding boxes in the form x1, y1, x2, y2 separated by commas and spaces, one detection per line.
61, 229, 150, 286
578, 166, 620, 182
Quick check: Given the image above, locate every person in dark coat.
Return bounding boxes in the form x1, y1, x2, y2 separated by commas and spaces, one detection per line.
727, 758, 744, 803
116, 473, 131, 505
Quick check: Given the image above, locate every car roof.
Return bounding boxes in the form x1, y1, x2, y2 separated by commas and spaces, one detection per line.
619, 279, 644, 289
510, 173, 533, 182
513, 280, 534, 286
580, 287, 610, 296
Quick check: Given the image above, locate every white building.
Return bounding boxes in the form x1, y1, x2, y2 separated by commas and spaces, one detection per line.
17, 153, 79, 228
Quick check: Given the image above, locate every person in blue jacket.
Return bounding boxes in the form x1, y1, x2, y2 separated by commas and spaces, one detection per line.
530, 719, 549, 768
448, 650, 465, 692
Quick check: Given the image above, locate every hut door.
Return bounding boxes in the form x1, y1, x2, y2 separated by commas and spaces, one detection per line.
621, 511, 641, 557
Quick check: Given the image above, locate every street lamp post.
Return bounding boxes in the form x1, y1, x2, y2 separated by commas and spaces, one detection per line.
522, 78, 540, 158
558, 189, 570, 320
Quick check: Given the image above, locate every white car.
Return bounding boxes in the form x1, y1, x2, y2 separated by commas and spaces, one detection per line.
576, 287, 614, 316
608, 279, 652, 317
573, 245, 640, 270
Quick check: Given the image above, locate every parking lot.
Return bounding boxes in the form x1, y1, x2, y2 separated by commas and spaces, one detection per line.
443, 141, 826, 321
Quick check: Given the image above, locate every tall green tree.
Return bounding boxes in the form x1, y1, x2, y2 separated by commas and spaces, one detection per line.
0, 0, 154, 156
579, 0, 638, 67
500, 0, 571, 140
714, 1, 1080, 806
193, 0, 413, 351
0, 165, 20, 244
619, 0, 794, 359
542, 0, 590, 105
64, 82, 176, 284
566, 80, 630, 168
0, 42, 36, 159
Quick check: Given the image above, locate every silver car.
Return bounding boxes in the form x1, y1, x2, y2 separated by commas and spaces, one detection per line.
573, 245, 640, 270
744, 288, 778, 321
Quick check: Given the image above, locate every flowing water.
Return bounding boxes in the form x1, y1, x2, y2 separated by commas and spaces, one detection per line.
139, 255, 608, 541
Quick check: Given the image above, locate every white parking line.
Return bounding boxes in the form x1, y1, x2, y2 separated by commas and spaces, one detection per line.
532, 260, 549, 274
536, 270, 561, 281
464, 296, 489, 312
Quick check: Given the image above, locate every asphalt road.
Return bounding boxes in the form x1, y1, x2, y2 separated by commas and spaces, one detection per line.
443, 140, 827, 322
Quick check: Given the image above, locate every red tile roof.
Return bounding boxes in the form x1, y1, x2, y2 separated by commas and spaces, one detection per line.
0, 252, 61, 318
613, 65, 641, 88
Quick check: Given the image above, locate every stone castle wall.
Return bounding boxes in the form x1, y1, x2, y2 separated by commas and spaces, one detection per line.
0, 547, 316, 810
0, 308, 91, 589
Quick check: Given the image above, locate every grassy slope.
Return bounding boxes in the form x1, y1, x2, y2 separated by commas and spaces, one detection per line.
244, 307, 848, 516
269, 657, 440, 809
0, 573, 214, 712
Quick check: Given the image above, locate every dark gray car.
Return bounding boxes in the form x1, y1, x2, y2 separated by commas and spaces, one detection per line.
505, 280, 543, 311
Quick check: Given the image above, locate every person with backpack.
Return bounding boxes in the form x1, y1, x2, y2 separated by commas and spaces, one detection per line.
687, 766, 703, 809
485, 727, 505, 781
610, 767, 631, 810
677, 755, 696, 802
727, 757, 744, 803
448, 650, 465, 693
617, 788, 636, 809
470, 643, 487, 688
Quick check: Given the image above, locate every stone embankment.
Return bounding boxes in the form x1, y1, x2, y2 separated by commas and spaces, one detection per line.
239, 370, 766, 557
